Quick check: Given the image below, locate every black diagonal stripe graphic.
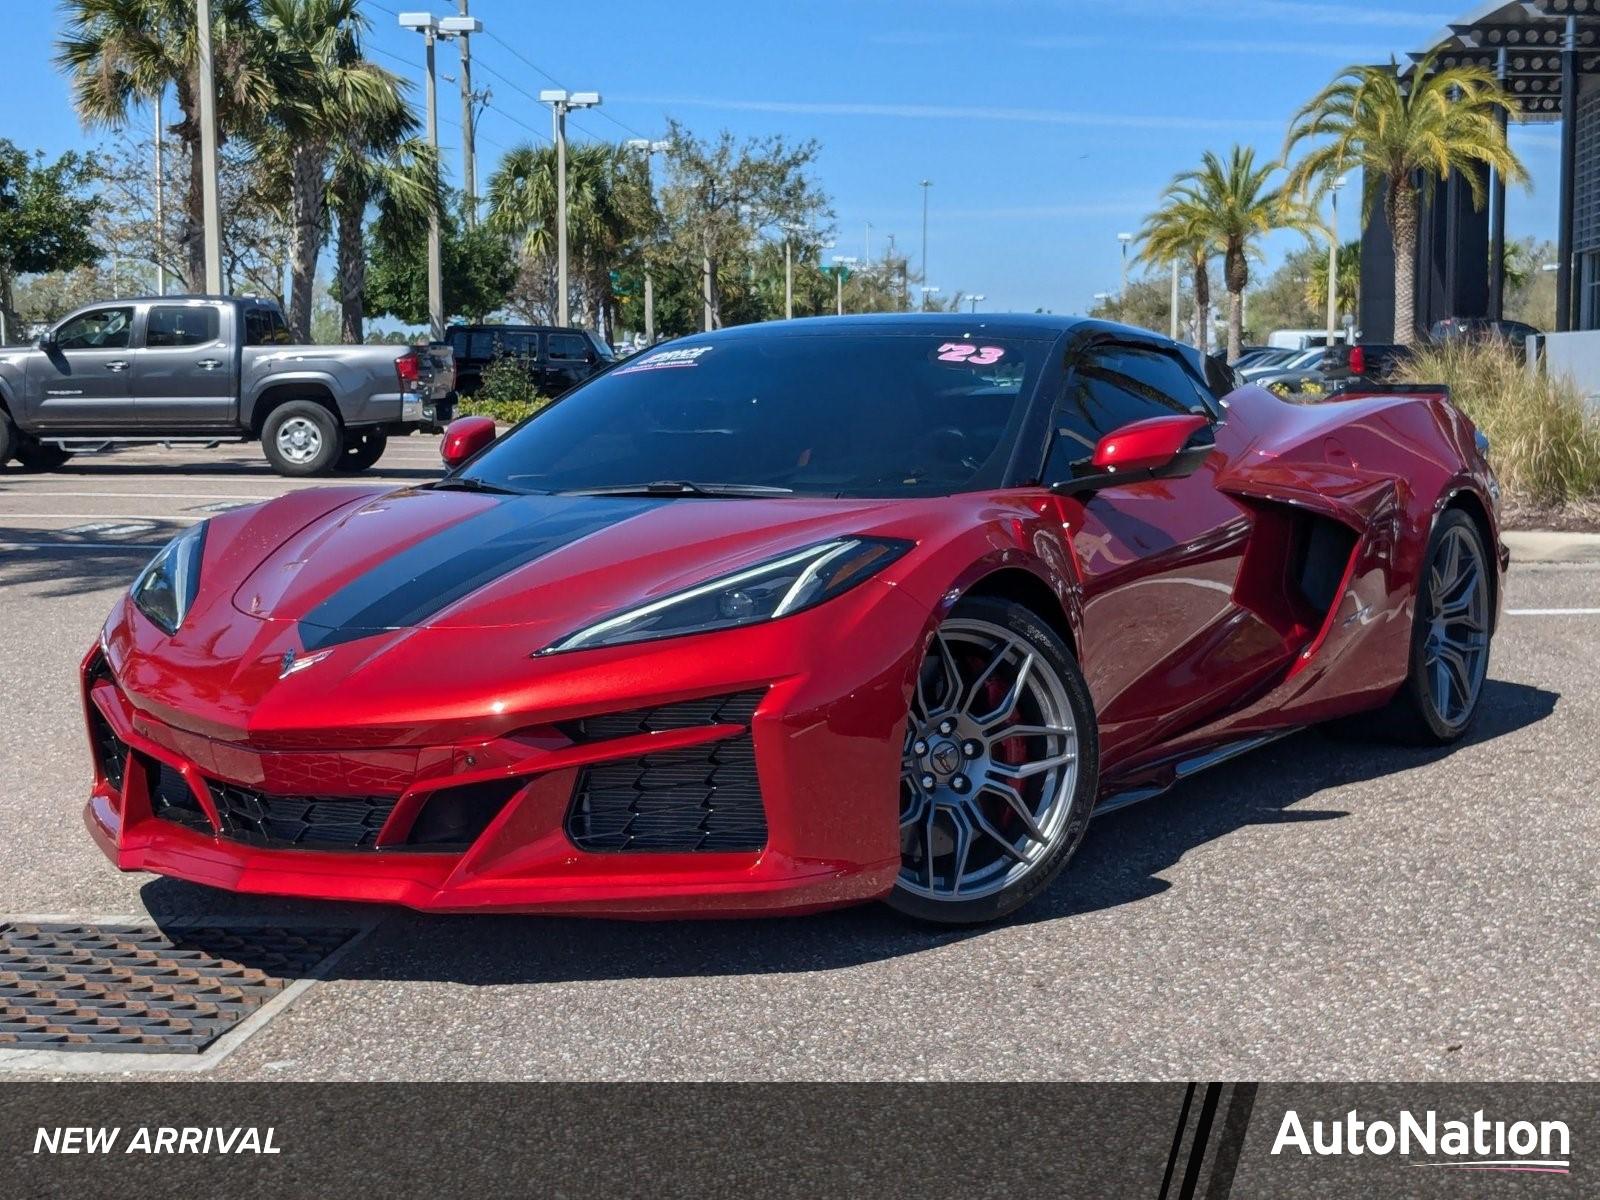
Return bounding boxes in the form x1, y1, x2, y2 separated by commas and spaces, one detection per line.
297, 495, 661, 651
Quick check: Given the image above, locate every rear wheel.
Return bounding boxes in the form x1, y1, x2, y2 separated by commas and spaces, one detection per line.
14, 439, 72, 471
339, 426, 388, 472
1386, 510, 1494, 744
262, 400, 342, 476
887, 596, 1099, 925
0, 410, 14, 465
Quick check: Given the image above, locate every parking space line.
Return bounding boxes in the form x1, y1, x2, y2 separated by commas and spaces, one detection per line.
0, 541, 160, 551
1507, 608, 1600, 616
0, 512, 197, 521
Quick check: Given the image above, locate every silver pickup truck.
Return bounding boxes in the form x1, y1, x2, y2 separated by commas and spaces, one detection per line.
0, 294, 430, 475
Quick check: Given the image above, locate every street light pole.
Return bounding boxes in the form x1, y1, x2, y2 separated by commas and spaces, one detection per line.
195, 0, 223, 294
541, 88, 602, 328
967, 293, 986, 314
1117, 232, 1133, 297
919, 179, 931, 285
154, 90, 167, 295
1326, 175, 1346, 345
1170, 260, 1180, 339
833, 255, 859, 316
626, 138, 669, 342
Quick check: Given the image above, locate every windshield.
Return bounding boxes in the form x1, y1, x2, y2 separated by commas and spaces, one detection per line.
458, 332, 1049, 498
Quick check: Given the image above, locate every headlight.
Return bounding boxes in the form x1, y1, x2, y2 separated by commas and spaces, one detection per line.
130, 522, 207, 635
540, 536, 911, 655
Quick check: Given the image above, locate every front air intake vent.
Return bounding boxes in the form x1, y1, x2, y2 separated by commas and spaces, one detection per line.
145, 755, 212, 833
207, 781, 397, 850
87, 704, 129, 794
560, 690, 765, 744
566, 734, 766, 853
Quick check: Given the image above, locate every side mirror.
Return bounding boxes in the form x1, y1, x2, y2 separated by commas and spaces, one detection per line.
1054, 413, 1212, 495
35, 332, 54, 350
441, 415, 497, 469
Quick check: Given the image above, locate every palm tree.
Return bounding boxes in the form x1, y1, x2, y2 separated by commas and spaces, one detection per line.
1285, 54, 1526, 345
257, 0, 411, 341
1307, 239, 1361, 321
329, 134, 438, 342
56, 0, 274, 288
1136, 205, 1212, 352
1159, 147, 1316, 363
486, 142, 645, 334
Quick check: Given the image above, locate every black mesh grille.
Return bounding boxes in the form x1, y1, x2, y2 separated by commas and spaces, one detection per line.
567, 733, 766, 853
145, 755, 212, 833
560, 689, 764, 743
207, 781, 397, 850
87, 704, 128, 794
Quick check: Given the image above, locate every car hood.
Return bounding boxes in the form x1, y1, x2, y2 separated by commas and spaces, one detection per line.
227, 486, 910, 652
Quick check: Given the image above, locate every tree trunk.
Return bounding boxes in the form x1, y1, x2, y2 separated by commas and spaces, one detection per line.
1191, 258, 1211, 352
1224, 244, 1248, 363
336, 197, 366, 344
1387, 182, 1420, 345
286, 142, 328, 343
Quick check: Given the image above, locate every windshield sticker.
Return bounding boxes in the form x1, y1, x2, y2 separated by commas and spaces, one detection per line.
615, 346, 715, 375
935, 343, 1006, 366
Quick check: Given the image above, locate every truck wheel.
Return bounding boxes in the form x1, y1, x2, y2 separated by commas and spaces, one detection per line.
0, 410, 14, 466
263, 400, 342, 476
14, 440, 72, 471
339, 427, 388, 472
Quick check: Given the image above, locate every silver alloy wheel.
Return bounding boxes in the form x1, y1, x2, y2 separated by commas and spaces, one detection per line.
1422, 523, 1491, 726
275, 416, 324, 465
898, 617, 1079, 901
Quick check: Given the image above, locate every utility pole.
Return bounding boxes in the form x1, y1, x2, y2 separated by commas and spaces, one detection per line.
1170, 261, 1180, 340
195, 0, 223, 294
456, 0, 477, 227
865, 220, 873, 264
967, 294, 985, 314
1117, 232, 1133, 297
833, 255, 858, 316
918, 180, 931, 287
1326, 175, 1346, 345
540, 89, 602, 327
154, 89, 167, 295
626, 138, 669, 341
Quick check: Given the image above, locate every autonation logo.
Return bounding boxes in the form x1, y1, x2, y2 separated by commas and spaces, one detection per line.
1273, 1108, 1571, 1175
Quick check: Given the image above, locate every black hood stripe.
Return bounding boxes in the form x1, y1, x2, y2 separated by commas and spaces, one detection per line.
297, 495, 662, 651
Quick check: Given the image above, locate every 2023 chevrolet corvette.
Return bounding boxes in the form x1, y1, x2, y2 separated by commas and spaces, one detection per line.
83, 315, 1504, 924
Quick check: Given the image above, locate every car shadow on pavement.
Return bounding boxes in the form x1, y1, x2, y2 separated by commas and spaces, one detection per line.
0, 460, 442, 481
136, 678, 1558, 985
0, 528, 160, 597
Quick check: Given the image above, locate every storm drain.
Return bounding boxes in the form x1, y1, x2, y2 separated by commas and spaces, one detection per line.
0, 922, 356, 1054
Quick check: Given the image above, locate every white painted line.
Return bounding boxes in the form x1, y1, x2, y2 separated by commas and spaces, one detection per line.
0, 490, 288, 500
0, 512, 197, 521
1507, 607, 1600, 616
0, 541, 159, 550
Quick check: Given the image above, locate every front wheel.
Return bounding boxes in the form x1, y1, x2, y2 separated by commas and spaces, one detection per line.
14, 439, 72, 471
262, 400, 342, 477
887, 596, 1099, 925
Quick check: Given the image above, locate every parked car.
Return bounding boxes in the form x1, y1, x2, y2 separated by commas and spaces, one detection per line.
1266, 328, 1342, 351
82, 314, 1503, 925
1322, 342, 1415, 388
0, 295, 430, 475
1241, 346, 1326, 384
445, 324, 615, 399
418, 340, 456, 431
1429, 317, 1541, 360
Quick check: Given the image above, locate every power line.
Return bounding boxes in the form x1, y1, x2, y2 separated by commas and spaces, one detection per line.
479, 28, 653, 142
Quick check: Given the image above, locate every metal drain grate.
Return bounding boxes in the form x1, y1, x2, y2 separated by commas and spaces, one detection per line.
0, 922, 356, 1054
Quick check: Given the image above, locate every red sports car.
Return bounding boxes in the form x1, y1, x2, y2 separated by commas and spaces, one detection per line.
83, 316, 1504, 924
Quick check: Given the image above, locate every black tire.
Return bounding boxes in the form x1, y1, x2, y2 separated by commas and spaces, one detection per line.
886, 595, 1100, 926
1382, 509, 1494, 745
262, 400, 342, 477
14, 439, 72, 471
0, 409, 14, 466
339, 426, 388, 472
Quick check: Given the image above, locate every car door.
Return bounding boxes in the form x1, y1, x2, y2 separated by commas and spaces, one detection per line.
1045, 341, 1291, 759
26, 305, 137, 429
542, 331, 594, 396
131, 302, 234, 429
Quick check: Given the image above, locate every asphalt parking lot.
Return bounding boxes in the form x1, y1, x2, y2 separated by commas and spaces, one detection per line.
1, 440, 1596, 1081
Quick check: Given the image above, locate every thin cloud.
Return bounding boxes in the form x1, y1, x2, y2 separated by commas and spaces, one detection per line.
617, 94, 1281, 133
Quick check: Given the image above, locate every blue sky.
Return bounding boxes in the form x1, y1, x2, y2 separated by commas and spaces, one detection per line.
8, 0, 1564, 314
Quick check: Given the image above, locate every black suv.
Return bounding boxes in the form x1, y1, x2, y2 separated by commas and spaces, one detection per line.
445, 324, 615, 398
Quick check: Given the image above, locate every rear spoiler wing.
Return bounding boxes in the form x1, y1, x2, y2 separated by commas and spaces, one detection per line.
1328, 381, 1451, 401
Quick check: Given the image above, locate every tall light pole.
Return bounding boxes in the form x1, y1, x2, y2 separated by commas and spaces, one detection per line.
921, 284, 941, 313
540, 88, 602, 327
1170, 261, 1180, 339
195, 0, 223, 294
833, 255, 859, 315
1117, 232, 1133, 297
626, 138, 670, 342
779, 223, 808, 320
919, 179, 931, 285
153, 89, 167, 295
1326, 175, 1347, 345
865, 220, 873, 264
967, 293, 986, 314
456, 0, 478, 228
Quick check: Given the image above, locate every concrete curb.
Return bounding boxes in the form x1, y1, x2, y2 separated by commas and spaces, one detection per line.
1502, 530, 1600, 564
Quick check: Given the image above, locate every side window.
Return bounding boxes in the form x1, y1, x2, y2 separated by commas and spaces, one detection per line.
547, 333, 589, 361
55, 307, 133, 351
146, 305, 220, 348
244, 308, 290, 346
502, 331, 539, 358
468, 331, 498, 360
1043, 345, 1211, 481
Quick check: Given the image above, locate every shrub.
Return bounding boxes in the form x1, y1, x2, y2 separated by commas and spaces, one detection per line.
1393, 341, 1600, 507
458, 354, 554, 425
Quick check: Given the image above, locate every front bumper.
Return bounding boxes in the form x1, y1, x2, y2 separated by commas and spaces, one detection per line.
81, 592, 920, 918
